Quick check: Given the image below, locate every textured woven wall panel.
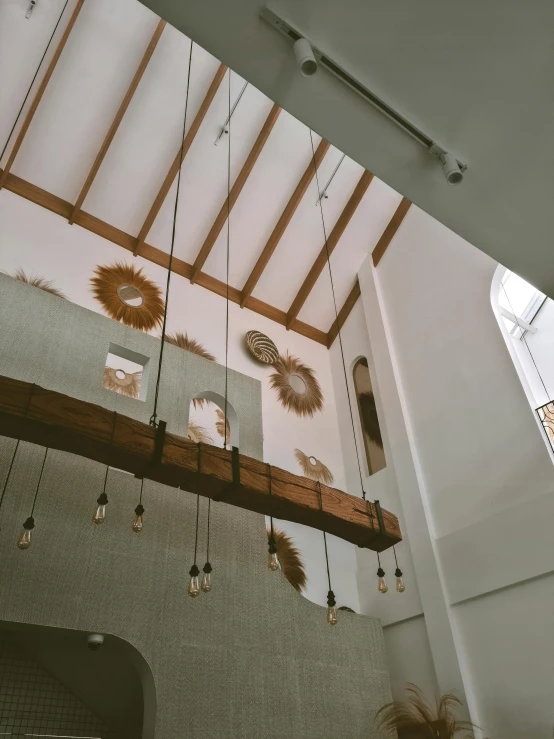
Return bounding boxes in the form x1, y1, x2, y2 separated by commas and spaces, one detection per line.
0, 275, 391, 738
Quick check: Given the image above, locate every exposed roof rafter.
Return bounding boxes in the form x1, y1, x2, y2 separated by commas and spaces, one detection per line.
372, 196, 411, 267
133, 62, 228, 256
69, 18, 166, 224
240, 138, 330, 308
326, 279, 361, 348
190, 102, 282, 283
1, 167, 327, 346
285, 170, 373, 328
0, 0, 86, 190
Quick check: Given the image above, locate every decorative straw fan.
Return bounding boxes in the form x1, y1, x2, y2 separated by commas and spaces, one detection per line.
359, 390, 384, 449
245, 330, 279, 364
294, 448, 334, 485
187, 419, 213, 445
164, 332, 216, 361
102, 368, 141, 399
267, 526, 307, 593
90, 262, 164, 332
269, 353, 323, 417
215, 408, 230, 445
13, 269, 66, 299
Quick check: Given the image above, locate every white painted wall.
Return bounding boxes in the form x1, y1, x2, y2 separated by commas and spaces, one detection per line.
0, 188, 359, 612
342, 202, 554, 737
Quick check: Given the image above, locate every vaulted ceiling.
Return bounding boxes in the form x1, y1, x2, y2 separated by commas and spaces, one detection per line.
0, 0, 410, 348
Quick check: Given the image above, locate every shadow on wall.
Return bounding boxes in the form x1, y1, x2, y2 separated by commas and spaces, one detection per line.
0, 621, 155, 739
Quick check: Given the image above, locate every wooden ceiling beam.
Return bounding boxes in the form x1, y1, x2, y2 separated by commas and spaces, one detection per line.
0, 0, 85, 190
69, 18, 166, 224
190, 103, 282, 284
372, 196, 411, 267
133, 62, 228, 256
326, 279, 361, 348
285, 170, 373, 329
1, 168, 327, 346
239, 138, 331, 308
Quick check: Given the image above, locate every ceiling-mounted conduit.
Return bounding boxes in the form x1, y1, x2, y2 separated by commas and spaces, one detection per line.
261, 7, 467, 184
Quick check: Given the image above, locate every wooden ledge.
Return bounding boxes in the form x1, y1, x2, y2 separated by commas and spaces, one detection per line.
0, 376, 401, 551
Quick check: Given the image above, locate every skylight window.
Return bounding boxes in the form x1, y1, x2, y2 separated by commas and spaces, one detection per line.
498, 271, 546, 339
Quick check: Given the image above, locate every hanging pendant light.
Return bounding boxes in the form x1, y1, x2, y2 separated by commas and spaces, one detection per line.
326, 589, 338, 626
201, 561, 212, 592
17, 445, 48, 550
267, 538, 279, 571
93, 492, 108, 525
377, 553, 388, 593
393, 546, 405, 592
132, 503, 145, 533
17, 516, 34, 550
188, 564, 201, 598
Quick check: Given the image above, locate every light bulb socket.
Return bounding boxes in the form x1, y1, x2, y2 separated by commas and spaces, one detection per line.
327, 589, 336, 608
268, 538, 277, 554
97, 492, 108, 506
377, 567, 385, 578
23, 516, 35, 531
395, 567, 403, 578
203, 561, 212, 574
134, 504, 145, 516
189, 564, 200, 577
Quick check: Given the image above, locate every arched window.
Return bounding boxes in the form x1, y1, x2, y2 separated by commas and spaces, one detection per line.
352, 357, 386, 476
492, 267, 554, 453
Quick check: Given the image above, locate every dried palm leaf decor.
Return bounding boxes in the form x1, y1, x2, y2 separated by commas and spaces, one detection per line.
13, 269, 66, 299
294, 448, 334, 485
269, 353, 323, 417
102, 367, 141, 399
376, 684, 484, 739
187, 419, 213, 445
90, 262, 164, 332
359, 390, 384, 449
215, 408, 230, 446
164, 332, 216, 361
266, 526, 307, 592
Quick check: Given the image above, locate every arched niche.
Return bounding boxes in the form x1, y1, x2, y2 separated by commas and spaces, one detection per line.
0, 620, 156, 739
186, 390, 239, 449
352, 356, 386, 476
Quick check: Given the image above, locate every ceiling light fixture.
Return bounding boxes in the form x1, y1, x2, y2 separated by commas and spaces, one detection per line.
25, 1, 37, 19
261, 7, 467, 185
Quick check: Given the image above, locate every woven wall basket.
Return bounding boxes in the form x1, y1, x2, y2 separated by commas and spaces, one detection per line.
91, 262, 164, 332
245, 330, 279, 364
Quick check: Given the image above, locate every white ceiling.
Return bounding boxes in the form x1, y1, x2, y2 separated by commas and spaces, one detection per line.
139, 0, 554, 298
0, 0, 404, 336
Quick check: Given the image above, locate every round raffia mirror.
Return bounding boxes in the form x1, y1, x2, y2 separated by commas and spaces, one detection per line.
117, 284, 144, 307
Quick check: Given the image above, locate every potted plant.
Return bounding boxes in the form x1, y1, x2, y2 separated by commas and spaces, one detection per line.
376, 683, 486, 738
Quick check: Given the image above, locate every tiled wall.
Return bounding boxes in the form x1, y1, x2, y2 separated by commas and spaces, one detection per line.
0, 635, 108, 738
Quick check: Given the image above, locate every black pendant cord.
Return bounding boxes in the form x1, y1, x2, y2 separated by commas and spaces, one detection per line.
500, 280, 550, 401
317, 482, 335, 610
98, 411, 117, 505
223, 69, 231, 448
309, 129, 366, 500
28, 446, 48, 517
377, 551, 386, 580
135, 478, 145, 518
188, 494, 201, 580
393, 545, 403, 577
267, 463, 277, 556
150, 41, 194, 428
0, 0, 70, 165
0, 384, 36, 521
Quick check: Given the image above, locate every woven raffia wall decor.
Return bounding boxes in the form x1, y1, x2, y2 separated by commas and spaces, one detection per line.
267, 526, 307, 593
359, 391, 384, 450
294, 448, 333, 485
12, 269, 66, 299
187, 419, 214, 445
102, 367, 142, 399
245, 330, 279, 364
90, 262, 164, 332
269, 353, 323, 417
215, 408, 230, 445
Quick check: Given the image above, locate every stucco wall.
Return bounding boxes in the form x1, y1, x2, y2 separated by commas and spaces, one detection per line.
0, 275, 391, 739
